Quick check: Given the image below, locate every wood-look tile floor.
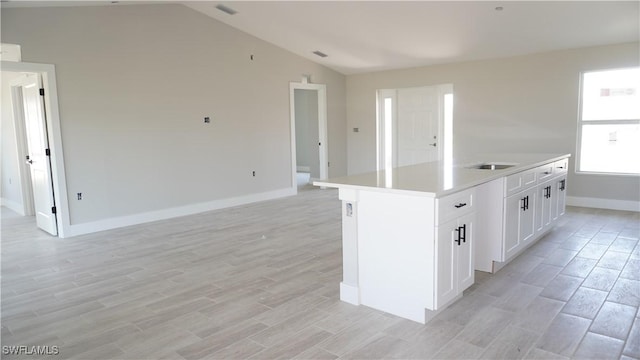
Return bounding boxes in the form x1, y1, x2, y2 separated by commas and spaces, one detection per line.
1, 185, 639, 359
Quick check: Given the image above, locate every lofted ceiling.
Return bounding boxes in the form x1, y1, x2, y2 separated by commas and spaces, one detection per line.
3, 1, 639, 75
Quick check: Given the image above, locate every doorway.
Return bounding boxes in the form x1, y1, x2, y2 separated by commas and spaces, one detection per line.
14, 73, 58, 235
289, 80, 328, 191
1, 61, 69, 237
377, 84, 453, 171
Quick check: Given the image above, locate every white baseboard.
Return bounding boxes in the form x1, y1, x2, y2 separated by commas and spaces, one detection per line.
567, 196, 640, 212
67, 187, 296, 237
1, 197, 24, 215
340, 282, 360, 305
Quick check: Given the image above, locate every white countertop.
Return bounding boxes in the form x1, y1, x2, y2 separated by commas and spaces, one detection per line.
314, 153, 571, 197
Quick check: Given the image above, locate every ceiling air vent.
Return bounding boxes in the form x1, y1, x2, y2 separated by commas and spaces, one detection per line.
313, 51, 328, 58
216, 4, 238, 15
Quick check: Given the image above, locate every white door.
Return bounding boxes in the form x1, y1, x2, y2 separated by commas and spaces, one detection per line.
396, 87, 439, 166
377, 84, 451, 171
21, 74, 58, 235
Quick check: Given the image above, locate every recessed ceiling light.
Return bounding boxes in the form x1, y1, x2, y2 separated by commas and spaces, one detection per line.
313, 51, 328, 58
216, 4, 238, 15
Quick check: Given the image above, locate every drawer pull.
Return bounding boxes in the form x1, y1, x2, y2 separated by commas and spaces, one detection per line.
454, 203, 467, 209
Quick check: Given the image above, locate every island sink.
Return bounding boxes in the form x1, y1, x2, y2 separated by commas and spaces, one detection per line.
467, 163, 516, 170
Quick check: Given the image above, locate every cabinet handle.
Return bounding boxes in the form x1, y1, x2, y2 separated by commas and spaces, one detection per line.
521, 196, 529, 211
454, 203, 467, 209
544, 171, 552, 175
455, 224, 466, 246
560, 179, 566, 191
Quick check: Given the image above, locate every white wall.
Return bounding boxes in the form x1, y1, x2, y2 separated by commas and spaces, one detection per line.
1, 71, 25, 213
1, 4, 347, 226
347, 42, 640, 205
294, 89, 320, 178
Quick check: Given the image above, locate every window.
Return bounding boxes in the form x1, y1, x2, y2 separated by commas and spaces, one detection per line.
577, 67, 640, 175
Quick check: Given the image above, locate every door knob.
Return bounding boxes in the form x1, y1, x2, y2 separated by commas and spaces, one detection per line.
429, 143, 436, 147
25, 156, 33, 165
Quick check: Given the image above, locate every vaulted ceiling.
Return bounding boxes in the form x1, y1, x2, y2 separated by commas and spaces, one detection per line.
3, 1, 639, 74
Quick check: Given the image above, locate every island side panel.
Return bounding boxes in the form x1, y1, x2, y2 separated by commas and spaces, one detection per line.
356, 190, 436, 323
338, 188, 360, 305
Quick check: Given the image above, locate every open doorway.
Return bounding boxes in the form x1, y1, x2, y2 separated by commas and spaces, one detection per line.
1, 61, 69, 237
289, 80, 328, 191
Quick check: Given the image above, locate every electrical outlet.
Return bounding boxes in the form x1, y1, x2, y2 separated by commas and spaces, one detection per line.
204, 116, 210, 123
77, 193, 82, 200
252, 171, 256, 177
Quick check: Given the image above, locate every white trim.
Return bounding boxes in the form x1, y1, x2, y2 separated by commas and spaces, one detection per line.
67, 187, 295, 237
1, 198, 25, 215
567, 196, 640, 212
1, 61, 70, 237
340, 282, 360, 305
8, 76, 35, 216
296, 166, 311, 172
289, 81, 328, 193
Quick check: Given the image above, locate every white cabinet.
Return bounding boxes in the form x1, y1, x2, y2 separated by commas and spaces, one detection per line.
553, 177, 568, 221
435, 189, 475, 309
477, 157, 571, 271
503, 187, 537, 261
536, 179, 554, 235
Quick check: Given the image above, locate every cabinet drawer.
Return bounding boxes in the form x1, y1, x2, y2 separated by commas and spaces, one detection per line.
436, 188, 475, 225
505, 168, 537, 197
536, 163, 555, 183
554, 158, 569, 175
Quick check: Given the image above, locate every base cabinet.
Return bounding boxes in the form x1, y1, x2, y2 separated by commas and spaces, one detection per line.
477, 157, 570, 271
555, 177, 567, 220
435, 213, 474, 309
536, 180, 555, 235
503, 187, 536, 262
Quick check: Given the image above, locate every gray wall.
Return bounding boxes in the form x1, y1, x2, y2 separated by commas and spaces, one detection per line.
346, 42, 640, 203
294, 89, 320, 178
1, 4, 347, 224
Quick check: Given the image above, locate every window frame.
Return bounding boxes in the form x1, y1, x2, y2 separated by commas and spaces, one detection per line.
575, 66, 640, 177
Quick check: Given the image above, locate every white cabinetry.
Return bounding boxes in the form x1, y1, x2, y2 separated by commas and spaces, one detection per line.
504, 186, 537, 261
476, 156, 571, 272
436, 213, 474, 308
435, 188, 475, 309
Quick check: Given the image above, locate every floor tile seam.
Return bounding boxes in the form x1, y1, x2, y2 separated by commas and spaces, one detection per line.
560, 300, 607, 321
477, 320, 545, 357
315, 327, 382, 357
589, 321, 637, 344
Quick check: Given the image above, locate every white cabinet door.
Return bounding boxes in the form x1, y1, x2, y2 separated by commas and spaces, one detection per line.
436, 219, 457, 309
556, 177, 567, 219
435, 213, 475, 309
457, 213, 475, 291
536, 180, 554, 235
504, 187, 536, 261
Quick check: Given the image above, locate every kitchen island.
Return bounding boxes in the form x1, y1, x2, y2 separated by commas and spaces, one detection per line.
314, 153, 571, 323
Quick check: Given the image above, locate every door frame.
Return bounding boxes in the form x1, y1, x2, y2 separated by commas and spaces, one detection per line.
1, 61, 70, 237
9, 75, 36, 216
289, 80, 328, 192
376, 84, 453, 171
